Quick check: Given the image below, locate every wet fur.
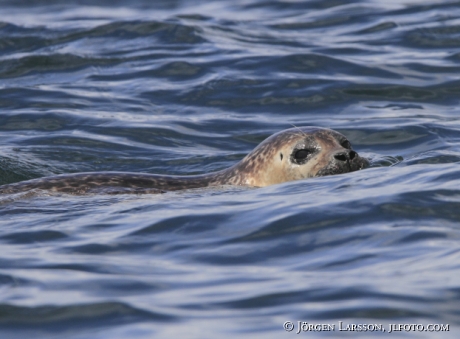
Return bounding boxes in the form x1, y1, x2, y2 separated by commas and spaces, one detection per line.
0, 127, 368, 195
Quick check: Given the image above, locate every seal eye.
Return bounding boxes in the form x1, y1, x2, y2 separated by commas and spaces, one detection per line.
341, 140, 351, 149
294, 149, 310, 160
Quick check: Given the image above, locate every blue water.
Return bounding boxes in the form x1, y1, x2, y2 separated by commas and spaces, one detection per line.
1, 0, 460, 338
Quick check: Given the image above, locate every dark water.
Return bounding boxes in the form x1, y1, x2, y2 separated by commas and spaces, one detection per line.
1, 0, 460, 338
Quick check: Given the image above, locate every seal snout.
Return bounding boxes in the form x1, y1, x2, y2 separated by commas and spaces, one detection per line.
315, 146, 368, 177
333, 149, 357, 171
333, 150, 357, 162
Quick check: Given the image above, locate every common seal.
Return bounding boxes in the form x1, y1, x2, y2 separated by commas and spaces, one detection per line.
0, 127, 368, 195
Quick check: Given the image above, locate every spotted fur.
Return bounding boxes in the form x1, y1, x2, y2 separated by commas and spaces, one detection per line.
0, 127, 369, 195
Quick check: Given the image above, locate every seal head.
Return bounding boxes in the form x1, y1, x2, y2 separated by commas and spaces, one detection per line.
222, 127, 369, 187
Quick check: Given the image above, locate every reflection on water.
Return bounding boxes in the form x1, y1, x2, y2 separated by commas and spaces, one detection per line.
1, 0, 460, 338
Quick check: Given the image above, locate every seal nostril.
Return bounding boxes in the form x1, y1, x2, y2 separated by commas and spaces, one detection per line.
334, 153, 347, 162
349, 151, 356, 160
334, 150, 357, 162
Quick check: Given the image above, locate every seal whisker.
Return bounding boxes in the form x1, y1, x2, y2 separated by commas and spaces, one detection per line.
290, 123, 308, 137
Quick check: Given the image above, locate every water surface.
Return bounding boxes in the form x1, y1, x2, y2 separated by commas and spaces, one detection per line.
1, 0, 460, 338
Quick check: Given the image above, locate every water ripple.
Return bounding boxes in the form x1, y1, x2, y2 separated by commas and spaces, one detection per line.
1, 0, 460, 338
